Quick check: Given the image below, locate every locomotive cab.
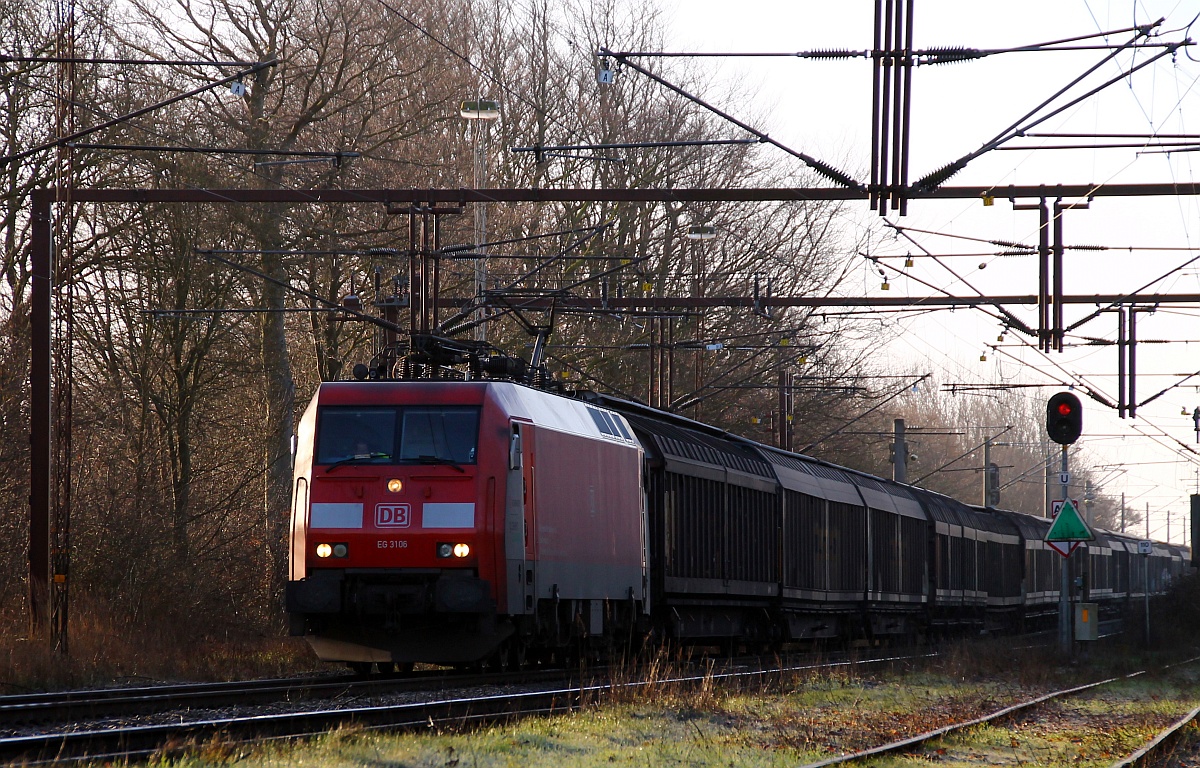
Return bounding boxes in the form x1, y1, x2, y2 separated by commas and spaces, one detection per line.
286, 383, 503, 665
286, 381, 649, 668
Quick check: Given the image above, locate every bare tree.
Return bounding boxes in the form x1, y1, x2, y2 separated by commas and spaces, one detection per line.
0, 0, 121, 608
439, 0, 868, 444
4, 0, 887, 638
849, 378, 1145, 531
107, 0, 476, 610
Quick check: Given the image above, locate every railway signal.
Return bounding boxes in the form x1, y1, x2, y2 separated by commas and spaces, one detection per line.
1046, 392, 1082, 445
1045, 390, 1083, 655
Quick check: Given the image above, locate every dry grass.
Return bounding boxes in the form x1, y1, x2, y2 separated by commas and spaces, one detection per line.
0, 595, 320, 693
20, 629, 1194, 766
5, 575, 1197, 695
593, 645, 822, 713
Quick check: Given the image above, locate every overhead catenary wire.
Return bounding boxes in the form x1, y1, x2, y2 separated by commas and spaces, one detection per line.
0, 59, 277, 167
25, 3, 1200, 513
912, 21, 1185, 192
603, 26, 1180, 62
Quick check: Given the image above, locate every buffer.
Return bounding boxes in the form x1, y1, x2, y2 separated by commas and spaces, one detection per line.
1045, 499, 1094, 543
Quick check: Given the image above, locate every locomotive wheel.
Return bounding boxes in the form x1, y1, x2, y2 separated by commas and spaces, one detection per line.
510, 640, 527, 670
492, 642, 511, 673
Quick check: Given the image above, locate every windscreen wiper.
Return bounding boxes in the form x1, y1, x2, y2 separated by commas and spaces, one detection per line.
324, 452, 391, 474
414, 454, 466, 473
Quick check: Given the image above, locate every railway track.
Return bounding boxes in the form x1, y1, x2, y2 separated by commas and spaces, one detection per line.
0, 650, 930, 764
15, 645, 1191, 767
1111, 702, 1200, 767
0, 668, 561, 727
796, 655, 1200, 768
0, 670, 590, 764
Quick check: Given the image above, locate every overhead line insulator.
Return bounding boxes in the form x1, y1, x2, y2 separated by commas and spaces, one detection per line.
803, 155, 863, 191
800, 49, 865, 59
913, 159, 967, 193
917, 47, 983, 65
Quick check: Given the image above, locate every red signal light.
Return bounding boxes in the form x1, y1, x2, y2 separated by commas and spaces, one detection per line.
1046, 392, 1082, 445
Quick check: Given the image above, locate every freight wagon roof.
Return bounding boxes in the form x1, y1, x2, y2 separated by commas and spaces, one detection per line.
994, 507, 1052, 540
1100, 531, 1132, 552
961, 505, 1023, 536
847, 472, 927, 520
1089, 528, 1127, 551
758, 447, 871, 506
619, 411, 775, 477
916, 490, 971, 526
757, 447, 928, 518
579, 392, 774, 478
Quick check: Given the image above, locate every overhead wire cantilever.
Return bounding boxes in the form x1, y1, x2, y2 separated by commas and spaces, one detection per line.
598, 47, 863, 191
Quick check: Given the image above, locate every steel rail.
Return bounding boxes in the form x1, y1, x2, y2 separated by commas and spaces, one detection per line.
797, 674, 1136, 767
799, 653, 1200, 767
0, 686, 580, 764
1110, 702, 1200, 767
0, 669, 569, 728
0, 652, 935, 764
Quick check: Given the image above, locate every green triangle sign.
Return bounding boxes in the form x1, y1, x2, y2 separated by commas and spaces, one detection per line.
1045, 499, 1094, 542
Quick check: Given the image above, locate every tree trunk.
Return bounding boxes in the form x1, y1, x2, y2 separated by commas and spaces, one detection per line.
259, 211, 295, 615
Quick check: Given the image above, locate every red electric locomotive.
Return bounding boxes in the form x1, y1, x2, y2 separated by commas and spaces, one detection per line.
286, 380, 648, 669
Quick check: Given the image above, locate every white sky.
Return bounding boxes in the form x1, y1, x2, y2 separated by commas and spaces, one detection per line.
661, 1, 1200, 540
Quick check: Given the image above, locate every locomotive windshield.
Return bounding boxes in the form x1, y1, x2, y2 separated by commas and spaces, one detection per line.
397, 407, 479, 463
315, 406, 479, 465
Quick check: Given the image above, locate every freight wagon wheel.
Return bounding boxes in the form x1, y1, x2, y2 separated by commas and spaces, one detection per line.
348, 662, 374, 675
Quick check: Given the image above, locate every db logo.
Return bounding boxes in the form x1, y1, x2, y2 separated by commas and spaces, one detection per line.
375, 503, 411, 528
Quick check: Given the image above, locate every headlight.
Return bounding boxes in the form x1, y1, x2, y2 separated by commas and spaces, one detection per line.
387, 478, 403, 493
315, 543, 348, 559
436, 542, 471, 559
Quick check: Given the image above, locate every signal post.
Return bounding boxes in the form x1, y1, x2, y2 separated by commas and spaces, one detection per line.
1044, 392, 1093, 655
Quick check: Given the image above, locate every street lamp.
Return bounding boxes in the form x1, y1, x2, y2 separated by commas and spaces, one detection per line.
461, 99, 500, 343
459, 99, 500, 119
684, 223, 716, 419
